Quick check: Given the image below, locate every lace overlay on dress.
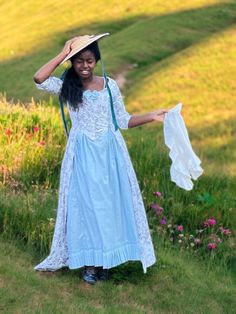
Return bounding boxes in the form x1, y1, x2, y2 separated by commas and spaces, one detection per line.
34, 76, 156, 273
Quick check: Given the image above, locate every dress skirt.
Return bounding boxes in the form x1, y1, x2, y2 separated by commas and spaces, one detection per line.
66, 128, 142, 269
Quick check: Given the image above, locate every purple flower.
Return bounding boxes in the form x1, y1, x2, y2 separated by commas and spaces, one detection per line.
150, 203, 160, 210
160, 218, 167, 225
207, 242, 217, 250
150, 204, 163, 216
153, 191, 162, 198
176, 225, 184, 232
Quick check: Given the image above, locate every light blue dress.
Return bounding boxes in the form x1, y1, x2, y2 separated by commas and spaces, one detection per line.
35, 76, 156, 272
64, 81, 141, 270
66, 127, 142, 269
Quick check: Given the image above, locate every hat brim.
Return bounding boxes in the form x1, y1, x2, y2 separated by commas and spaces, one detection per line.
60, 33, 109, 65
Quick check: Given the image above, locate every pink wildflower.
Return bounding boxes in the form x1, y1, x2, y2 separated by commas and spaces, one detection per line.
223, 229, 231, 236
203, 218, 216, 227
153, 191, 162, 198
5, 129, 12, 136
34, 126, 39, 132
150, 203, 160, 210
207, 242, 217, 250
176, 225, 184, 232
219, 226, 231, 235
208, 218, 216, 226
150, 203, 163, 216
156, 207, 163, 216
38, 141, 45, 146
194, 238, 202, 245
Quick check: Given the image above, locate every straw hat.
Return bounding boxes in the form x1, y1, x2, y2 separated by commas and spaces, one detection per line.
60, 33, 109, 64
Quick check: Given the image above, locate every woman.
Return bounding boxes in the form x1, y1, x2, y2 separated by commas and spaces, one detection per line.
33, 33, 168, 284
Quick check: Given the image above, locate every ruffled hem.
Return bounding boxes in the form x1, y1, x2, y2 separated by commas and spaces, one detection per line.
68, 243, 142, 269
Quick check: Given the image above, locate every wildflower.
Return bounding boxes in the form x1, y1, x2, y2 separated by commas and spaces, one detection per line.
176, 225, 184, 232
160, 218, 167, 225
150, 203, 160, 210
5, 129, 12, 136
167, 224, 172, 228
150, 203, 163, 216
203, 218, 216, 228
190, 242, 195, 247
223, 229, 231, 236
38, 141, 45, 146
219, 227, 231, 236
156, 207, 163, 216
207, 242, 217, 250
178, 240, 182, 243
216, 238, 222, 243
34, 126, 39, 132
153, 191, 162, 198
194, 238, 202, 245
178, 233, 184, 238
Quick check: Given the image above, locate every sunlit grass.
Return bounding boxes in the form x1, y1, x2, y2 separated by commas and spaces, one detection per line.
1, 1, 235, 100
0, 0, 223, 60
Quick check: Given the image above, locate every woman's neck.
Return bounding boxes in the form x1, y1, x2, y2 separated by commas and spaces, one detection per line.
81, 75, 94, 90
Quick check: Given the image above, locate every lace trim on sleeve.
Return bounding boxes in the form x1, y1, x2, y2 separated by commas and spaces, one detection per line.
109, 79, 131, 129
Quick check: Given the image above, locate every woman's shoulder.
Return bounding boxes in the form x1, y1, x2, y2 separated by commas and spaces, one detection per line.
35, 76, 63, 95
106, 76, 119, 90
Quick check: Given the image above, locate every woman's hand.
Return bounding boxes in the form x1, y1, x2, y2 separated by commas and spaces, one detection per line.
128, 109, 169, 128
150, 109, 169, 122
61, 37, 81, 57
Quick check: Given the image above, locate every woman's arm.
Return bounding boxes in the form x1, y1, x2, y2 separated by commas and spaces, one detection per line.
33, 37, 79, 84
128, 109, 168, 128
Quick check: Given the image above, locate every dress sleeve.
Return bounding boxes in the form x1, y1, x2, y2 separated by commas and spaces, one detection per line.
110, 79, 131, 129
35, 76, 63, 95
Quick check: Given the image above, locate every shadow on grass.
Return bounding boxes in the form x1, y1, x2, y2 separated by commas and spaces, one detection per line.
0, 2, 235, 101
57, 261, 147, 285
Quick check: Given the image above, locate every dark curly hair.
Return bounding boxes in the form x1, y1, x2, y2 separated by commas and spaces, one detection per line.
60, 41, 101, 110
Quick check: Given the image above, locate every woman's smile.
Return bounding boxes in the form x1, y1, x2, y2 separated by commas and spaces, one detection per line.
80, 70, 90, 74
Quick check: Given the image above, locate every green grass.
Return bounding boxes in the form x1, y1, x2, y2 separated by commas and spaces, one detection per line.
1, 236, 236, 314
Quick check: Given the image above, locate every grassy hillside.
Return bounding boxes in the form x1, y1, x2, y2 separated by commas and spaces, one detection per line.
0, 0, 235, 102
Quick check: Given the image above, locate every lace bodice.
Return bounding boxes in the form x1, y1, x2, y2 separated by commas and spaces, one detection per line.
35, 76, 131, 139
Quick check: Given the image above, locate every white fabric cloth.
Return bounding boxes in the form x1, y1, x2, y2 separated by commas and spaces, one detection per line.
163, 103, 203, 190
33, 76, 156, 273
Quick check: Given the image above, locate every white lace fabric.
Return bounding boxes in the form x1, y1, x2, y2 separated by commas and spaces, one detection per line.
34, 76, 156, 273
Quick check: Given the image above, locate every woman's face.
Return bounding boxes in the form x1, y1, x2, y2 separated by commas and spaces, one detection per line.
72, 49, 97, 79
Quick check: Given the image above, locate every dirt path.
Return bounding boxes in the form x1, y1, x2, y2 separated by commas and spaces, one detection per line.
114, 64, 138, 89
